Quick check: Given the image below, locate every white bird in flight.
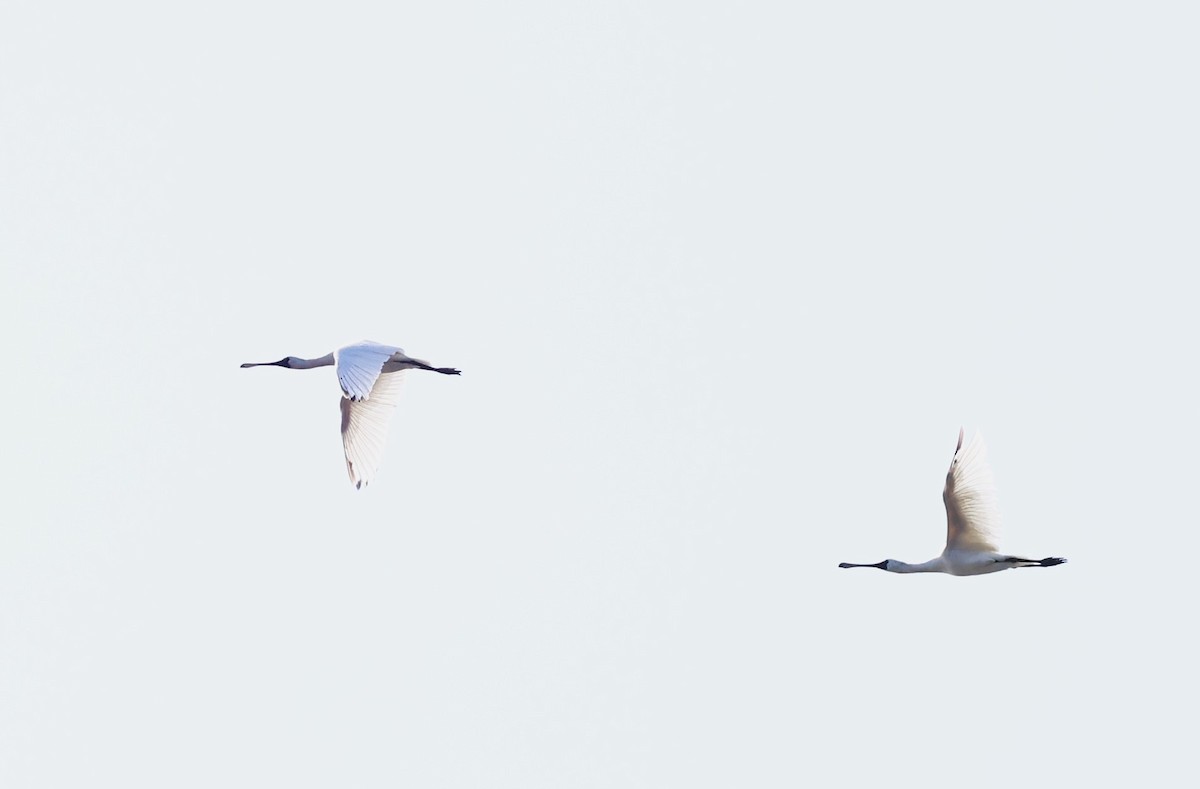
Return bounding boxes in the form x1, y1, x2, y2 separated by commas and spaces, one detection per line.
241, 341, 460, 489
839, 429, 1066, 575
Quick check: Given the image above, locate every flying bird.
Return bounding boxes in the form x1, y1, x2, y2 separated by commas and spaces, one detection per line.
839, 429, 1066, 575
241, 341, 460, 488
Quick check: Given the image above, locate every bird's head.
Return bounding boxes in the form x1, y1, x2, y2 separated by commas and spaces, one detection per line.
837, 560, 891, 571
241, 357, 293, 368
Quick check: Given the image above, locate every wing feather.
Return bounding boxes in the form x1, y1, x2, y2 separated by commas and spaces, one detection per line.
336, 341, 401, 401
340, 370, 406, 489
943, 428, 1002, 553
336, 341, 406, 489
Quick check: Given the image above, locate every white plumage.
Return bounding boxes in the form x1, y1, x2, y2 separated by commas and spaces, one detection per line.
942, 428, 1001, 554
839, 429, 1066, 576
242, 340, 460, 488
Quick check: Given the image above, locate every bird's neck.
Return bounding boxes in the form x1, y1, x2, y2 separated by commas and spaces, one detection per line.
888, 558, 946, 574
289, 353, 336, 369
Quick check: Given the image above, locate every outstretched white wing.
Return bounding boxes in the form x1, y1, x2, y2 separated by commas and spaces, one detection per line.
943, 428, 1002, 553
336, 342, 405, 489
336, 342, 400, 401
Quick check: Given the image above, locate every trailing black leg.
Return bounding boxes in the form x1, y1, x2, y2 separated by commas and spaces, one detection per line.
410, 361, 462, 375
997, 556, 1067, 568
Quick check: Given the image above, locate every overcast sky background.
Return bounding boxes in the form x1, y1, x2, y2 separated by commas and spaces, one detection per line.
3, 2, 1198, 786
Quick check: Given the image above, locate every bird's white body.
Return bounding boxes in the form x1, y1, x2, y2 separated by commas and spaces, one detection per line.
241, 340, 460, 489
839, 429, 1066, 576
878, 550, 1040, 576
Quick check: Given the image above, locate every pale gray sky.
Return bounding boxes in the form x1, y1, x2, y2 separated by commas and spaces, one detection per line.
2, 2, 1197, 787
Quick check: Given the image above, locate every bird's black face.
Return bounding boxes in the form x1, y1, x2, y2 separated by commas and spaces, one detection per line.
838, 560, 890, 570
240, 357, 291, 368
